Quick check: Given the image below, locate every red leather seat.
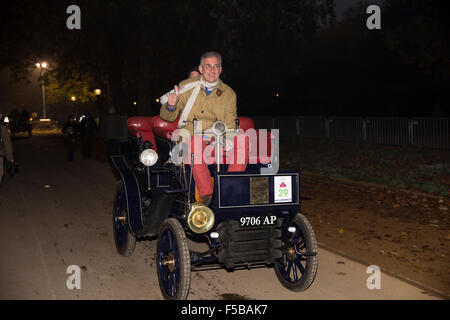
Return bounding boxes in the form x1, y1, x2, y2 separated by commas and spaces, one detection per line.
152, 115, 179, 139
235, 116, 272, 164
151, 116, 255, 139
127, 116, 157, 150
126, 115, 271, 164
237, 116, 255, 132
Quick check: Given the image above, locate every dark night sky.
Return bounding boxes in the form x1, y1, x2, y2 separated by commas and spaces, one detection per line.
0, 0, 383, 116
0, 0, 445, 119
0, 68, 41, 114
335, 0, 383, 20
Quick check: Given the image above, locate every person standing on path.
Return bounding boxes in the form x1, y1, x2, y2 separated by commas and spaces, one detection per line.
62, 115, 79, 161
100, 107, 124, 165
0, 115, 15, 183
80, 112, 98, 159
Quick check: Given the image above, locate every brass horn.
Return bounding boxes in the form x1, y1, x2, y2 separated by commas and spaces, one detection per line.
187, 203, 215, 234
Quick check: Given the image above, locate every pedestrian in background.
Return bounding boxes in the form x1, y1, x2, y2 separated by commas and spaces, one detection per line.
0, 114, 15, 184
62, 115, 79, 161
100, 107, 123, 165
80, 111, 98, 159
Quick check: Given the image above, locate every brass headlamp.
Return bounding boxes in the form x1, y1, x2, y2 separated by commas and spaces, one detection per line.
187, 203, 215, 234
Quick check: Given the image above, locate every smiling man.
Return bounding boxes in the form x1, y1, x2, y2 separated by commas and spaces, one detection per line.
160, 51, 245, 204
160, 51, 237, 136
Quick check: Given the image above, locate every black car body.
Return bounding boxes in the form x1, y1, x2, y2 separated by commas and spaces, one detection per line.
111, 115, 318, 299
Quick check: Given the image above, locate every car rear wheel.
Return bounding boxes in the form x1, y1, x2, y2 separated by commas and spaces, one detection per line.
274, 213, 318, 291
112, 181, 136, 256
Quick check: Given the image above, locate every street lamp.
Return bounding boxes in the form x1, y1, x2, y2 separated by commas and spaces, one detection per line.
36, 62, 49, 118
94, 89, 101, 95
71, 96, 76, 101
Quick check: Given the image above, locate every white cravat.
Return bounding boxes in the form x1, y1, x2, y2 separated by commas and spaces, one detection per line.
159, 76, 218, 128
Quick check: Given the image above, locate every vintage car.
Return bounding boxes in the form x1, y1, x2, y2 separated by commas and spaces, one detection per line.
111, 115, 318, 300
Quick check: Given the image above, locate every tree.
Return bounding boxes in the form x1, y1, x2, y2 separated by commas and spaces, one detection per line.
46, 70, 97, 105
383, 0, 450, 77
382, 0, 449, 116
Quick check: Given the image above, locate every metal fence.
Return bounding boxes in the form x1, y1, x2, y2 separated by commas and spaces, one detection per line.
413, 118, 450, 149
366, 118, 411, 146
252, 116, 450, 150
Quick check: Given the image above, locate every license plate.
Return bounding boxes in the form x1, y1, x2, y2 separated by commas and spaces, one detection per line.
239, 215, 277, 227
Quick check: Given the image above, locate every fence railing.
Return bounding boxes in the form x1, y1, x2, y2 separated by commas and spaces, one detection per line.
252, 116, 450, 150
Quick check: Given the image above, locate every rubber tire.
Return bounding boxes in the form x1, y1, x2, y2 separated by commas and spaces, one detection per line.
112, 181, 136, 257
156, 218, 191, 300
274, 213, 318, 291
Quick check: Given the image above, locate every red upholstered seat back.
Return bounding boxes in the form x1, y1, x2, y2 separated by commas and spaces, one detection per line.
127, 116, 153, 135
151, 116, 255, 139
127, 116, 157, 150
237, 116, 272, 164
152, 115, 179, 139
237, 116, 255, 131
254, 130, 272, 164
126, 115, 271, 164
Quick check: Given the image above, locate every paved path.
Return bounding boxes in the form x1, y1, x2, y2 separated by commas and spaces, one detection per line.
0, 132, 440, 300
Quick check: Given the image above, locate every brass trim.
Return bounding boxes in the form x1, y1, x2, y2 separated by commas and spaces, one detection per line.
250, 176, 269, 204
162, 252, 175, 273
287, 247, 296, 261
116, 215, 126, 226
187, 203, 215, 234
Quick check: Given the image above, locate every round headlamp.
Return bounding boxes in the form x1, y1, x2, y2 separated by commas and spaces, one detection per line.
139, 148, 158, 166
187, 203, 215, 234
213, 121, 226, 136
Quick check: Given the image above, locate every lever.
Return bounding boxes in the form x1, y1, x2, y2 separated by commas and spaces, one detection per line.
193, 118, 197, 134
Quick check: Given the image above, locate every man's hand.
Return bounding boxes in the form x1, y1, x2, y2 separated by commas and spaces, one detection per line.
168, 85, 180, 106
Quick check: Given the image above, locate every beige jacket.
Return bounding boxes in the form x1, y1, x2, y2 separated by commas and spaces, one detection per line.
160, 75, 237, 136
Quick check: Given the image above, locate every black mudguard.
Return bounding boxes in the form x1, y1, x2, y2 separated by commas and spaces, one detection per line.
111, 156, 144, 235
144, 189, 178, 235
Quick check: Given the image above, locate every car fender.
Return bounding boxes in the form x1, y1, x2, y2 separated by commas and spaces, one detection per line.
111, 156, 144, 234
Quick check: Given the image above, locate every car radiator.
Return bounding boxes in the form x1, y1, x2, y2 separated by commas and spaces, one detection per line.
216, 219, 283, 269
